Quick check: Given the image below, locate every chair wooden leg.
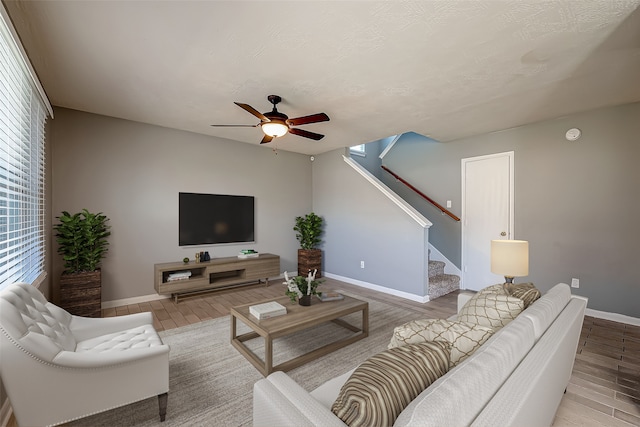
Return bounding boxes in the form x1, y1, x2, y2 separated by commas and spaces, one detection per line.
158, 392, 168, 422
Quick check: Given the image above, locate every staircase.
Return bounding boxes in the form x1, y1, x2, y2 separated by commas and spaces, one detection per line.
428, 259, 460, 300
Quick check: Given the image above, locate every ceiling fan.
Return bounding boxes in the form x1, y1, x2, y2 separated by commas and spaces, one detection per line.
211, 95, 330, 144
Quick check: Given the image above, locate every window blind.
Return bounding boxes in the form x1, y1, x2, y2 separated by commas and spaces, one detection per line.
0, 6, 52, 289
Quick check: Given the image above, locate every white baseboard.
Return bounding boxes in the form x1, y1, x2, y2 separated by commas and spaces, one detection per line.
585, 308, 640, 327
324, 272, 429, 303
102, 293, 169, 309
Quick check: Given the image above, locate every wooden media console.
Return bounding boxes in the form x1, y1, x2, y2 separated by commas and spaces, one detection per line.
154, 253, 280, 302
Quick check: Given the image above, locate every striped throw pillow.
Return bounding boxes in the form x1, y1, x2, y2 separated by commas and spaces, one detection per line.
504, 282, 541, 308
331, 341, 450, 427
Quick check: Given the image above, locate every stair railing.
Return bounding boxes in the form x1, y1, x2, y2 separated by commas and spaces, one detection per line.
381, 165, 460, 222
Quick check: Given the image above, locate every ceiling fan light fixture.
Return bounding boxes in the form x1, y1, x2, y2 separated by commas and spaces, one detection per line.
261, 121, 288, 138
212, 96, 327, 143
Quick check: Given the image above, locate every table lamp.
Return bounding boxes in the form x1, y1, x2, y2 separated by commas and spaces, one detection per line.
491, 239, 529, 284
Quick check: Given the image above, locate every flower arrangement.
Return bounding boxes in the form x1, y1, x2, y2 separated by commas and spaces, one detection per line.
284, 270, 322, 304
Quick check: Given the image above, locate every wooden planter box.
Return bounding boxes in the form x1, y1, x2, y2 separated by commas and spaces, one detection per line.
59, 270, 102, 318
298, 249, 322, 278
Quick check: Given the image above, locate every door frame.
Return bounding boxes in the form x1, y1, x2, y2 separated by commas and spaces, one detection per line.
460, 151, 515, 290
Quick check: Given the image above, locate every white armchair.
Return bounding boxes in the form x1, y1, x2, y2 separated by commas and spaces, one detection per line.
0, 282, 170, 427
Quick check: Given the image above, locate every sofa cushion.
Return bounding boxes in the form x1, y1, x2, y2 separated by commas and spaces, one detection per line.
75, 324, 164, 352
504, 282, 541, 308
388, 319, 495, 366
331, 341, 450, 427
458, 291, 524, 330
393, 315, 535, 427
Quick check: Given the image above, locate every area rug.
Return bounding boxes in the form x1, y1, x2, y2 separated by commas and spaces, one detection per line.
70, 293, 425, 426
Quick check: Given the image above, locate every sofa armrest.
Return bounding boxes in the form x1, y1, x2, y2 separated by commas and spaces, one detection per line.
253, 371, 347, 427
457, 291, 475, 313
471, 296, 587, 427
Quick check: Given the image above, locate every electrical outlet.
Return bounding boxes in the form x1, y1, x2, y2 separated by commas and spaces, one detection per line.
571, 278, 579, 288
360, 261, 365, 269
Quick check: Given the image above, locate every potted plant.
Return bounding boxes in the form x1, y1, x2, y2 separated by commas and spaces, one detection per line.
54, 209, 111, 317
284, 270, 322, 306
293, 212, 324, 278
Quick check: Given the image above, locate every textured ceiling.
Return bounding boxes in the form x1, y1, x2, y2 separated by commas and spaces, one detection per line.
5, 1, 640, 155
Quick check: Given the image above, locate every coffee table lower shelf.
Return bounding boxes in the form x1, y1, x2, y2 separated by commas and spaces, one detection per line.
230, 296, 369, 377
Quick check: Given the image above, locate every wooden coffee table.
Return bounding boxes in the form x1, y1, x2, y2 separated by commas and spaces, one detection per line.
230, 295, 369, 376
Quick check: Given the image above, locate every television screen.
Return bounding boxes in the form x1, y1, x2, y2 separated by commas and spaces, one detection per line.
179, 192, 255, 246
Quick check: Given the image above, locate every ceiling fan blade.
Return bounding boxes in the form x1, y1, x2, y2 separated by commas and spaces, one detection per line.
210, 124, 258, 127
260, 134, 274, 144
235, 102, 268, 121
289, 127, 325, 141
287, 112, 330, 126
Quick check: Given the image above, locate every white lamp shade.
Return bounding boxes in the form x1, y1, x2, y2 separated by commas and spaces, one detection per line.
261, 121, 288, 137
491, 240, 529, 277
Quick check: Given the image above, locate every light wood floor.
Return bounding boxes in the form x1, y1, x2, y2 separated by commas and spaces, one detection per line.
104, 277, 639, 427
102, 277, 459, 331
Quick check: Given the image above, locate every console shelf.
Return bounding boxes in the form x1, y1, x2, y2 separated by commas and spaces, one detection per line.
154, 253, 280, 302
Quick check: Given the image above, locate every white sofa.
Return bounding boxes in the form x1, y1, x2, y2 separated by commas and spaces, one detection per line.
253, 283, 587, 427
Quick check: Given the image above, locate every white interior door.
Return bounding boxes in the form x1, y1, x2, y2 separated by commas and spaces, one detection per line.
461, 152, 514, 291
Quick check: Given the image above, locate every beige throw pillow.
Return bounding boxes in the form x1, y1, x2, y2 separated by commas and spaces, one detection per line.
331, 341, 450, 427
388, 318, 495, 366
504, 282, 541, 308
458, 292, 524, 330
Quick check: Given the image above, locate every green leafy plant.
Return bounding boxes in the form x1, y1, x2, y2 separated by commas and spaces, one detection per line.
284, 271, 323, 303
54, 209, 111, 274
293, 212, 324, 250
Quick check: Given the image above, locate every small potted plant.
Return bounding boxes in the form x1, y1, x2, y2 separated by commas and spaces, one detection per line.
54, 209, 111, 317
293, 212, 324, 278
284, 270, 322, 305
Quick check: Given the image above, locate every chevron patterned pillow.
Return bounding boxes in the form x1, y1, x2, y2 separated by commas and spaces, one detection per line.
388, 318, 495, 366
458, 291, 524, 330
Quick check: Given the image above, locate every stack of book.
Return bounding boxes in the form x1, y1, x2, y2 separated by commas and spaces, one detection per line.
249, 301, 287, 320
167, 271, 192, 282
238, 249, 259, 259
317, 291, 344, 302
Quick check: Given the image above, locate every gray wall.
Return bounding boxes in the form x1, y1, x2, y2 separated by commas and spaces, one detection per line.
376, 132, 462, 267
47, 102, 640, 315
380, 103, 640, 317
49, 108, 312, 302
313, 149, 428, 297
351, 135, 395, 181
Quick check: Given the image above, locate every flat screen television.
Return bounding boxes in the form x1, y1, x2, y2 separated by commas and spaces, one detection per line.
179, 192, 255, 246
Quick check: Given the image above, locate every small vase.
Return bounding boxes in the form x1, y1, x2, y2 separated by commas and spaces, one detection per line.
299, 295, 311, 306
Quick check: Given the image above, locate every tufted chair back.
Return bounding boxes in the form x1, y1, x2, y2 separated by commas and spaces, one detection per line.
0, 282, 77, 362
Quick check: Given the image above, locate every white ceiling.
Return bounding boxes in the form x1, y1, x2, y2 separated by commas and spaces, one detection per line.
5, 1, 640, 155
